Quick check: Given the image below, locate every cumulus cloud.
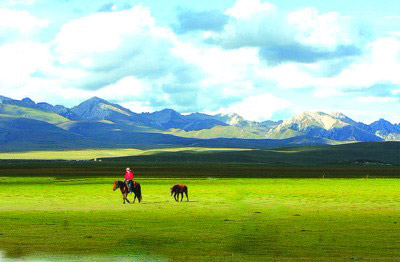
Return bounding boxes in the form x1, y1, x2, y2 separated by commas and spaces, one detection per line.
217, 94, 291, 121
5, 0, 36, 6
0, 5, 205, 112
50, 5, 205, 94
208, 2, 365, 65
0, 8, 48, 42
225, 0, 275, 20
0, 0, 399, 123
287, 8, 357, 49
312, 37, 400, 94
0, 41, 51, 91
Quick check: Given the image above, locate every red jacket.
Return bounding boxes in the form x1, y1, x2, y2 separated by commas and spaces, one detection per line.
124, 170, 134, 180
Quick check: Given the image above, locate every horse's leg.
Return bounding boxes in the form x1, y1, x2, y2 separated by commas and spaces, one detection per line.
126, 194, 130, 204
180, 192, 183, 202
174, 193, 178, 202
185, 190, 189, 202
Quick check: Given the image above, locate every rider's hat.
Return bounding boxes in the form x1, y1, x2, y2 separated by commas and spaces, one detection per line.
126, 167, 131, 171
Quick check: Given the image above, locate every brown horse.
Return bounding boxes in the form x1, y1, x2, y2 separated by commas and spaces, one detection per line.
113, 180, 142, 204
170, 184, 189, 202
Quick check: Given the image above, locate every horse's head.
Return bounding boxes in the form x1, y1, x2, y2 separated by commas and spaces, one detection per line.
170, 184, 178, 195
113, 181, 119, 191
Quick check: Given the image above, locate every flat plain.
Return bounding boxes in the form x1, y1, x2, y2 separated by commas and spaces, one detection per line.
1, 162, 400, 261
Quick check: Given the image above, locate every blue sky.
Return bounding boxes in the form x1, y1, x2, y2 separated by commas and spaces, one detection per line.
0, 0, 399, 123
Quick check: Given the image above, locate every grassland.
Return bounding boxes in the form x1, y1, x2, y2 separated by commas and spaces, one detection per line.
0, 147, 249, 160
0, 142, 398, 166
167, 126, 267, 139
2, 176, 400, 261
103, 141, 400, 165
1, 161, 400, 261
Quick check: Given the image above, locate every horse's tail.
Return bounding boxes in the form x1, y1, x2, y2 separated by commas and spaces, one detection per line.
137, 183, 142, 202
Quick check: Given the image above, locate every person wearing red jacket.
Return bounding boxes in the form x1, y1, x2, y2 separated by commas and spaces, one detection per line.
124, 167, 134, 194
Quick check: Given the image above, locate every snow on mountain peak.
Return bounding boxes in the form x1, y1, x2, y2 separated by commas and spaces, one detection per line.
279, 111, 348, 131
330, 112, 347, 119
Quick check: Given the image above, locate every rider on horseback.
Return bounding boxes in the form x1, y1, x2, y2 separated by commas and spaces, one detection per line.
124, 167, 134, 194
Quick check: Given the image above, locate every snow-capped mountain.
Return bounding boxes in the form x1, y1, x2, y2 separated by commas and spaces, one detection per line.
267, 111, 384, 142
368, 119, 400, 140
1, 96, 399, 144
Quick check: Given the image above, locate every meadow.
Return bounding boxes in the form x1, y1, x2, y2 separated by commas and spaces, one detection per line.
1, 161, 400, 261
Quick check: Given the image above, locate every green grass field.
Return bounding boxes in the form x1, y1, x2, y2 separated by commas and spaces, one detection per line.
1, 162, 400, 261
0, 148, 249, 160
0, 142, 398, 166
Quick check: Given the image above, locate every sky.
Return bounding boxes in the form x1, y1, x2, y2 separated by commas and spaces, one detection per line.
0, 0, 399, 123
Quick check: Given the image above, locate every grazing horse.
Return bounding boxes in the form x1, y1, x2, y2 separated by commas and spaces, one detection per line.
113, 180, 142, 204
170, 184, 189, 202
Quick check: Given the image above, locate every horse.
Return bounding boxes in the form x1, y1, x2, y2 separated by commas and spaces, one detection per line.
170, 184, 189, 202
113, 180, 142, 204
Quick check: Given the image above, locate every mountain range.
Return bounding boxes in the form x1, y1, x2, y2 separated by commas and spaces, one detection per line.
0, 95, 399, 152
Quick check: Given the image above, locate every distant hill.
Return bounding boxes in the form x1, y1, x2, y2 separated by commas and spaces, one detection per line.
0, 104, 68, 124
0, 96, 399, 152
0, 95, 80, 120
266, 112, 384, 142
101, 141, 400, 166
0, 117, 94, 152
141, 109, 228, 131
168, 126, 267, 139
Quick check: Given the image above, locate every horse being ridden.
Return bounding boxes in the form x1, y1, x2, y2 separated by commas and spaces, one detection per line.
170, 184, 189, 202
113, 180, 142, 204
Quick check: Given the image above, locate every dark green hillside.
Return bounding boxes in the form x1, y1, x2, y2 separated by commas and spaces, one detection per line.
0, 117, 94, 151
65, 132, 332, 150
102, 142, 400, 165
58, 120, 159, 135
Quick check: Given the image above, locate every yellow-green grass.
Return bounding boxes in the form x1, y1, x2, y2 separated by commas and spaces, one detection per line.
1, 176, 400, 261
167, 126, 266, 139
0, 104, 68, 124
0, 148, 250, 160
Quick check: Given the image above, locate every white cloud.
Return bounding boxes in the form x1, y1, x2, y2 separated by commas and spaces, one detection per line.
53, 5, 157, 65
287, 8, 354, 50
95, 76, 149, 100
120, 101, 155, 113
258, 63, 316, 89
0, 41, 51, 88
369, 37, 400, 64
356, 96, 398, 103
48, 4, 197, 96
218, 94, 291, 121
212, 2, 363, 59
339, 108, 400, 124
314, 37, 400, 92
0, 5, 203, 111
225, 0, 275, 20
6, 0, 36, 6
0, 9, 47, 39
173, 43, 260, 90
0, 1, 398, 124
